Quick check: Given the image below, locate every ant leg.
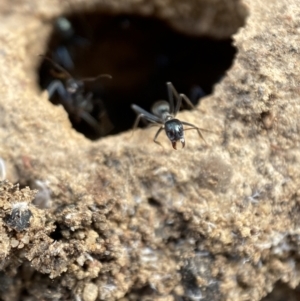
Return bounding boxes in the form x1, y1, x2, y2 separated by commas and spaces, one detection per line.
184, 127, 219, 134
146, 123, 161, 129
167, 83, 195, 115
130, 114, 160, 138
132, 113, 146, 132
47, 80, 75, 116
131, 104, 162, 123
131, 104, 163, 137
79, 111, 104, 135
166, 82, 176, 115
131, 111, 159, 129
181, 121, 207, 144
47, 80, 68, 99
78, 92, 93, 111
180, 94, 195, 110
130, 114, 147, 138
153, 127, 164, 147
167, 82, 184, 115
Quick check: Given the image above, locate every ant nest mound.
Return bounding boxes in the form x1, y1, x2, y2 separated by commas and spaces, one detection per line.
1, 0, 300, 301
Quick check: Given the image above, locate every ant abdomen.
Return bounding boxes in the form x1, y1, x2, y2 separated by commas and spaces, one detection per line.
151, 100, 170, 118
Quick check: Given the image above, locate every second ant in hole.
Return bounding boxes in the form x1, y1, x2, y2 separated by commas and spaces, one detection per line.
41, 55, 112, 137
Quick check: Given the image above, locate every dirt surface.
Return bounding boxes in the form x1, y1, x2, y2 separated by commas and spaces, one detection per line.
1, 0, 300, 300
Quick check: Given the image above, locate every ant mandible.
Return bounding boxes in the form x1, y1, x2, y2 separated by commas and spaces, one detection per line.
131, 82, 208, 150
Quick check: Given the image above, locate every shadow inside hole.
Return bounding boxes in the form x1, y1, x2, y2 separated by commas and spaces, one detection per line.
49, 222, 63, 241
38, 13, 237, 140
148, 197, 162, 207
261, 281, 300, 301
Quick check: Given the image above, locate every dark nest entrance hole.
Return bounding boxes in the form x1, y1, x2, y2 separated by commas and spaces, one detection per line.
38, 13, 236, 140
261, 281, 300, 301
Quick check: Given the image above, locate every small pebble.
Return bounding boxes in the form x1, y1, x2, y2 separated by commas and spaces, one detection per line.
83, 283, 98, 301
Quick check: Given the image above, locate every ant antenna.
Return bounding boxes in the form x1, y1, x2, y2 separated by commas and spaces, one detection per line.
39, 55, 72, 78
40, 55, 112, 81
81, 74, 112, 82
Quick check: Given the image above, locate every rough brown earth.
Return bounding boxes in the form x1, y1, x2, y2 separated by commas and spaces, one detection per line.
1, 0, 300, 300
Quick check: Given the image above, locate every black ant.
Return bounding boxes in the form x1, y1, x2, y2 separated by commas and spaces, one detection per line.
131, 82, 208, 149
40, 55, 112, 136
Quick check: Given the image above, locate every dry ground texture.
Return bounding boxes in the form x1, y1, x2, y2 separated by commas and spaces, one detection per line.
1, 0, 300, 300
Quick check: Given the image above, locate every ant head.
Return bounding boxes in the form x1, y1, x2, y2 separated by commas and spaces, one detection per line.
66, 78, 84, 94
164, 119, 185, 149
